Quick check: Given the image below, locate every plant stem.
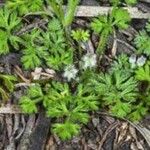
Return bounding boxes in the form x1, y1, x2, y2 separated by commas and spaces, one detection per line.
97, 33, 108, 55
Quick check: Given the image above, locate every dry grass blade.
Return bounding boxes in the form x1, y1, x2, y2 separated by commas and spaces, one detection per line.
128, 121, 150, 147
98, 121, 120, 150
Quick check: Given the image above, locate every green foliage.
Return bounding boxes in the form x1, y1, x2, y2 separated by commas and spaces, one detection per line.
6, 0, 44, 16
0, 7, 22, 54
19, 85, 43, 113
20, 81, 98, 140
21, 18, 73, 70
64, 0, 79, 27
110, 54, 131, 74
21, 45, 47, 70
89, 71, 138, 118
111, 101, 131, 118
135, 63, 150, 82
20, 96, 38, 114
129, 102, 148, 121
71, 29, 90, 42
52, 122, 80, 140
111, 8, 131, 29
91, 7, 131, 54
134, 30, 150, 55
0, 74, 16, 101
2, 0, 150, 141
125, 0, 137, 5
40, 19, 73, 70
48, 0, 79, 27
21, 29, 47, 69
111, 0, 137, 5
146, 20, 150, 32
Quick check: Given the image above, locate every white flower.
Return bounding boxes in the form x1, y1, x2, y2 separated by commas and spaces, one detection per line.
81, 53, 97, 69
129, 54, 137, 68
129, 54, 136, 64
63, 65, 78, 81
137, 55, 146, 67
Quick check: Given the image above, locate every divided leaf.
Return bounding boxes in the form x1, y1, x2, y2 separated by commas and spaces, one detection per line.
0, 7, 22, 54
52, 122, 80, 140
89, 70, 138, 118
134, 31, 150, 55
6, 0, 44, 15
20, 96, 38, 114
0, 74, 16, 101
135, 64, 150, 82
111, 8, 131, 29
91, 7, 131, 54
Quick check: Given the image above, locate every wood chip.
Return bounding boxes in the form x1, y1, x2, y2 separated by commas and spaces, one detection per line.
75, 6, 150, 19
0, 105, 22, 114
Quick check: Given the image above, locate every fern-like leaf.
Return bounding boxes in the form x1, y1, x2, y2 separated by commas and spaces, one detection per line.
52, 122, 80, 140
6, 0, 44, 15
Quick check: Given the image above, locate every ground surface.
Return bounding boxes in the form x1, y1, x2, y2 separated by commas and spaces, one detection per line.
0, 0, 150, 150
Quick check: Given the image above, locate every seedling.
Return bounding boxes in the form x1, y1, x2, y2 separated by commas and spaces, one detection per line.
111, 0, 137, 5
91, 7, 131, 54
20, 81, 98, 140
0, 7, 22, 54
21, 18, 73, 70
88, 70, 138, 118
0, 74, 16, 101
6, 0, 44, 16
47, 0, 79, 28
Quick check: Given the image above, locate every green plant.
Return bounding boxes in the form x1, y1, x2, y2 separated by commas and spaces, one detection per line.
146, 20, 150, 32
40, 19, 73, 70
88, 71, 138, 118
21, 29, 48, 69
129, 102, 148, 121
135, 63, 150, 82
130, 62, 150, 121
71, 29, 90, 42
19, 85, 43, 113
47, 0, 79, 28
0, 7, 22, 54
6, 0, 44, 16
110, 54, 131, 74
0, 74, 16, 101
134, 20, 150, 56
20, 81, 98, 140
21, 18, 73, 70
111, 0, 137, 5
91, 7, 131, 54
71, 29, 90, 58
134, 30, 150, 56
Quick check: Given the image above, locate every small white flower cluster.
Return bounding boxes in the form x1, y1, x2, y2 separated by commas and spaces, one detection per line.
63, 65, 78, 81
81, 53, 97, 70
129, 54, 146, 68
63, 53, 97, 82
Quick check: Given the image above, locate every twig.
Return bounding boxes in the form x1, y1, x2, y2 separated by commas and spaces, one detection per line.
75, 6, 150, 19
116, 39, 136, 52
17, 115, 36, 150
98, 121, 120, 150
15, 115, 26, 140
14, 66, 30, 83
127, 121, 150, 147
111, 31, 117, 57
15, 83, 35, 88
97, 112, 150, 148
